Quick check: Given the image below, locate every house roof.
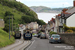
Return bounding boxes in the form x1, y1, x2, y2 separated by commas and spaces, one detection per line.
66, 7, 75, 13
60, 8, 71, 18
58, 14, 61, 16
48, 18, 55, 24
60, 7, 75, 18
50, 18, 55, 23
62, 8, 68, 12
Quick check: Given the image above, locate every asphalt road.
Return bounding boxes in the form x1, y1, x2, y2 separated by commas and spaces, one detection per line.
26, 37, 75, 50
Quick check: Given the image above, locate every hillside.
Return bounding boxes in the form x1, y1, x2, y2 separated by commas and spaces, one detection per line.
0, 4, 24, 23
0, 28, 15, 47
0, 0, 46, 32
30, 6, 72, 13
0, 0, 38, 23
30, 6, 51, 13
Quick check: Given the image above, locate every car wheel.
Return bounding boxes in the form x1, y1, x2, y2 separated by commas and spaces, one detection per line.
40, 37, 42, 39
58, 42, 61, 43
45, 37, 46, 39
49, 41, 50, 43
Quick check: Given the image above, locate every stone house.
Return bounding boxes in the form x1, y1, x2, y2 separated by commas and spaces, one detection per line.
0, 19, 4, 28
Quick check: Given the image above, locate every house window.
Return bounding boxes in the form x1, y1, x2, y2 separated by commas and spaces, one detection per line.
62, 19, 64, 24
60, 18, 62, 23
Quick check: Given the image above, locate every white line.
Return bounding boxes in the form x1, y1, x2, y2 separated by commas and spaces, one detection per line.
26, 40, 35, 50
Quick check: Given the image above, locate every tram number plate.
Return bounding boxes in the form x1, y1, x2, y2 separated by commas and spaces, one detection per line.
25, 34, 31, 37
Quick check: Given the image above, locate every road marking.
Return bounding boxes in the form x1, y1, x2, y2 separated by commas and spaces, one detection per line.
10, 41, 24, 50
26, 40, 35, 50
19, 41, 30, 50
54, 46, 74, 49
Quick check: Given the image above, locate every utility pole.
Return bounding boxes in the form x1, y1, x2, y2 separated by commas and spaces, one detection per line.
12, 16, 13, 35
9, 16, 10, 39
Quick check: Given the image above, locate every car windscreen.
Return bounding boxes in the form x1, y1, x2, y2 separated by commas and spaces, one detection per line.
51, 35, 60, 38
41, 34, 45, 36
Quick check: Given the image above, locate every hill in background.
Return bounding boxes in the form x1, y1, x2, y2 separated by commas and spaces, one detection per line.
30, 6, 72, 13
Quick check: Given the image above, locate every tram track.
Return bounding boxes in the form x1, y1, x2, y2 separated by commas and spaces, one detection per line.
1, 40, 31, 50
9, 41, 31, 50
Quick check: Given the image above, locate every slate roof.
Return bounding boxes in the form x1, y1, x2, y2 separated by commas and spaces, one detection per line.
66, 7, 75, 13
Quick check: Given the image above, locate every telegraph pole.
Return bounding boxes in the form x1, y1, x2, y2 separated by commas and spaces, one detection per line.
12, 16, 13, 35
9, 15, 10, 39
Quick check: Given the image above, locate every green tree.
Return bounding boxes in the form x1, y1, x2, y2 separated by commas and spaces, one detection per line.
3, 11, 14, 32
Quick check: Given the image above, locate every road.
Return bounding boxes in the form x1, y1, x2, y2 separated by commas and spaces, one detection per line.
26, 37, 75, 50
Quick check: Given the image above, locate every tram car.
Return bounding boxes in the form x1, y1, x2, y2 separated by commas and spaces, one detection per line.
23, 30, 32, 40
14, 31, 21, 39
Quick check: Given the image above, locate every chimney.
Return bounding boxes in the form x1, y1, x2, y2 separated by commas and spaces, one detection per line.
73, 0, 75, 6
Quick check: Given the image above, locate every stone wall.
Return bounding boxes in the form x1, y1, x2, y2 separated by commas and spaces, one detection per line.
59, 33, 75, 46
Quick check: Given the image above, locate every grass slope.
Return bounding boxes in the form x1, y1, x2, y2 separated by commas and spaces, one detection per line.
0, 28, 15, 47
0, 4, 25, 23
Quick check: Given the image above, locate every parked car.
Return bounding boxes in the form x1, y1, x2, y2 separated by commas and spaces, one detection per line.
49, 34, 61, 43
40, 32, 46, 39
34, 34, 38, 37
37, 33, 41, 38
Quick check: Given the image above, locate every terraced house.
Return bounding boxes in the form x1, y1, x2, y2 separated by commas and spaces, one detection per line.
66, 0, 75, 27
48, 18, 55, 32
48, 0, 75, 33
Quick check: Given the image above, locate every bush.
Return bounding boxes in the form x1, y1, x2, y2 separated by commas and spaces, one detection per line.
63, 24, 75, 32
66, 30, 73, 33
38, 31, 42, 33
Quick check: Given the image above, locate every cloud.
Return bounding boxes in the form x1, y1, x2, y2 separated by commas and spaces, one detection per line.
16, 0, 72, 8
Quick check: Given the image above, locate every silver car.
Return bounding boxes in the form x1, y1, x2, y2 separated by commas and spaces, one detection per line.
49, 34, 61, 43
40, 32, 46, 39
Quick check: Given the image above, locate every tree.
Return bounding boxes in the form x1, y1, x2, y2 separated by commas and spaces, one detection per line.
3, 11, 14, 32
5, 11, 14, 16
36, 19, 46, 25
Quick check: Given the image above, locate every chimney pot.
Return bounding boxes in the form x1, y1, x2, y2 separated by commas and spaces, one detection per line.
73, 0, 75, 7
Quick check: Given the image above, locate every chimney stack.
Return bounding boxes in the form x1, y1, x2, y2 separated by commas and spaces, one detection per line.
73, 0, 75, 7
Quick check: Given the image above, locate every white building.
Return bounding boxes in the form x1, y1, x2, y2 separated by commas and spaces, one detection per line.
66, 0, 75, 27
66, 13, 75, 27
27, 22, 39, 30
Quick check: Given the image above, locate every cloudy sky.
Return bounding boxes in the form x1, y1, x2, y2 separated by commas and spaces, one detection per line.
16, 0, 73, 8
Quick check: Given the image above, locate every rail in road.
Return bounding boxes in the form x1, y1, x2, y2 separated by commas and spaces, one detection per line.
1, 39, 31, 50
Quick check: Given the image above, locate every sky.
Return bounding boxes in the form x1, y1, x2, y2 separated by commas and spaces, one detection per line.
16, 0, 73, 23
16, 0, 73, 8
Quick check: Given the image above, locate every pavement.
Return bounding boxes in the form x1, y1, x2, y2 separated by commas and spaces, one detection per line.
0, 36, 31, 50
26, 37, 75, 50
